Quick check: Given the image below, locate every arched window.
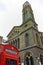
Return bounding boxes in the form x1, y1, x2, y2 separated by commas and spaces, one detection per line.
17, 38, 20, 49
25, 33, 29, 47
25, 52, 34, 65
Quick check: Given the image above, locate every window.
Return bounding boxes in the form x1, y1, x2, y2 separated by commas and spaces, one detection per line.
30, 56, 34, 65
36, 34, 39, 43
25, 33, 29, 47
41, 37, 43, 44
36, 34, 40, 46
10, 41, 13, 45
12, 40, 15, 46
40, 54, 43, 64
6, 59, 17, 65
23, 11, 29, 22
17, 38, 20, 49
15, 40, 17, 47
25, 11, 28, 21
26, 56, 30, 65
25, 53, 34, 65
23, 13, 25, 22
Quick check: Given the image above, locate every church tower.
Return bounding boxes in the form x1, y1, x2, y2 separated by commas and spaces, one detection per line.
22, 1, 35, 23
22, 1, 38, 32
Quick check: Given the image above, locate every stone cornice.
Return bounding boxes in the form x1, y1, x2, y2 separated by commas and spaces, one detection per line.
19, 45, 43, 52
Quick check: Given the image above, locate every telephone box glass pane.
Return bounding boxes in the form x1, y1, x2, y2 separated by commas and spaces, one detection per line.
6, 59, 17, 65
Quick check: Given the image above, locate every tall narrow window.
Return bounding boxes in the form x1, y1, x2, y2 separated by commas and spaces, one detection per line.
17, 38, 20, 49
12, 40, 15, 46
36, 34, 40, 46
15, 40, 17, 47
26, 56, 30, 65
25, 33, 29, 47
30, 56, 34, 65
23, 11, 29, 23
25, 11, 28, 21
23, 13, 25, 22
36, 34, 39, 43
10, 41, 12, 46
40, 54, 43, 64
41, 37, 43, 44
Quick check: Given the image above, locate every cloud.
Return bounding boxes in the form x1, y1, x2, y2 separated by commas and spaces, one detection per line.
0, 3, 6, 11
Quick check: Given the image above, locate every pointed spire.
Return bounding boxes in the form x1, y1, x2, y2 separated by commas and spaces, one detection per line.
23, 1, 31, 8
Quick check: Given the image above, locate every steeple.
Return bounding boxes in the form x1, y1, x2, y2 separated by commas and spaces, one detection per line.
22, 1, 35, 24
23, 1, 31, 8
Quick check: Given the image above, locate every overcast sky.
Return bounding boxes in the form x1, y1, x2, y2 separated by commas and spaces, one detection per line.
0, 0, 43, 40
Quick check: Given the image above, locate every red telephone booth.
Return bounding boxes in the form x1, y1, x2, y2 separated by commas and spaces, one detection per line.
0, 44, 20, 65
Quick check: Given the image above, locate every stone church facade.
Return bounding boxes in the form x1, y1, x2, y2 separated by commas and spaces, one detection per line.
7, 1, 43, 65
